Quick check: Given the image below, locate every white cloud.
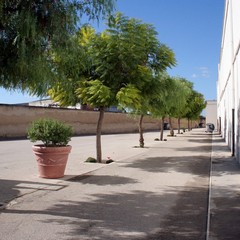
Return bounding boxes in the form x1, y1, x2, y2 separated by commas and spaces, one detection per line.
191, 67, 210, 79
191, 74, 197, 78
199, 66, 210, 78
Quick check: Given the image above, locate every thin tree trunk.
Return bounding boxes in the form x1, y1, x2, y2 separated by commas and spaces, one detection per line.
160, 116, 164, 141
178, 117, 181, 134
169, 117, 174, 136
96, 107, 104, 163
139, 114, 144, 148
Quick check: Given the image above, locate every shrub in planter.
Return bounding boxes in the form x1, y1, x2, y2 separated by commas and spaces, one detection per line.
28, 118, 73, 146
28, 118, 73, 179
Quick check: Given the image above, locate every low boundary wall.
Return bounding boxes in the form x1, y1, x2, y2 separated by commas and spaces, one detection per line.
0, 104, 196, 139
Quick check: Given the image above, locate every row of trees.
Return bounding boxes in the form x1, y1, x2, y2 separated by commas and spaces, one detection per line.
48, 13, 206, 162
0, 1, 205, 163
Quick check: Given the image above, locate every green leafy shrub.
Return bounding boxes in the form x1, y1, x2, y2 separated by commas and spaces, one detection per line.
27, 118, 73, 146
85, 157, 97, 163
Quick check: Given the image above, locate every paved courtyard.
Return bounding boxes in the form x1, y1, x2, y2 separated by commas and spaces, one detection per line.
0, 129, 239, 239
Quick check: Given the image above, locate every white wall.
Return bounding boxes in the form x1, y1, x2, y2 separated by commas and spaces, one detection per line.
206, 100, 217, 129
217, 0, 240, 160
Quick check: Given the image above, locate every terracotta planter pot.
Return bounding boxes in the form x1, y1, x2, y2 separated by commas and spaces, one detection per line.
32, 145, 72, 179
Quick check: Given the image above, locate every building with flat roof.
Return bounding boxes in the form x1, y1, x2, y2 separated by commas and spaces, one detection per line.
205, 100, 217, 129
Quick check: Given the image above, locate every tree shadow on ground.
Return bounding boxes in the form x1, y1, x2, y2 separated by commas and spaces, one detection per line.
136, 185, 209, 240
209, 186, 240, 240
149, 142, 212, 153
211, 145, 231, 153
211, 156, 240, 176
174, 144, 212, 153
0, 179, 66, 207
2, 186, 209, 240
148, 132, 212, 153
120, 155, 210, 177
211, 140, 232, 153
177, 134, 212, 139
186, 135, 212, 144
68, 174, 139, 185
211, 137, 226, 143
0, 179, 20, 206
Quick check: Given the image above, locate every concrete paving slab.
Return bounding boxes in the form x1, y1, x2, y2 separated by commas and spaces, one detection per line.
208, 133, 240, 240
0, 131, 164, 204
0, 129, 239, 240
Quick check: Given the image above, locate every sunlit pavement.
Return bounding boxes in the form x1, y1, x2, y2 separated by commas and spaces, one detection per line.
0, 129, 239, 240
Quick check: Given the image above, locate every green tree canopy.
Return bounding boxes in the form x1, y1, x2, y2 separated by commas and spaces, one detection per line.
148, 73, 176, 140
184, 90, 206, 129
0, 0, 115, 94
172, 78, 193, 118
50, 13, 176, 161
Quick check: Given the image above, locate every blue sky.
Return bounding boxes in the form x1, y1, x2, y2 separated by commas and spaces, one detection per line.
0, 0, 225, 104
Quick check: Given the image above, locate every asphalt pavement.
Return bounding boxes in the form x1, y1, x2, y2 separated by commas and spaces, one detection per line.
0, 129, 239, 240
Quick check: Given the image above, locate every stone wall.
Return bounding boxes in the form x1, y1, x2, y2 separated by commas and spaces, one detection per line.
0, 104, 196, 138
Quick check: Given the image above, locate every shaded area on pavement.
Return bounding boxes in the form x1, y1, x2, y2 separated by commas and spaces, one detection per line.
120, 155, 210, 177
1, 187, 209, 240
209, 135, 240, 239
137, 187, 208, 240
3, 130, 239, 240
0, 131, 212, 239
210, 186, 240, 240
69, 174, 139, 185
0, 179, 21, 204
0, 179, 67, 205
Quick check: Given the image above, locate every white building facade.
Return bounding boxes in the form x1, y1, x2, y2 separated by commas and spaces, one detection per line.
217, 0, 240, 159
205, 100, 217, 128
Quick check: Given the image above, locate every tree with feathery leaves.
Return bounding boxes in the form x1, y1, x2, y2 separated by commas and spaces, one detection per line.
0, 0, 115, 95
50, 13, 176, 162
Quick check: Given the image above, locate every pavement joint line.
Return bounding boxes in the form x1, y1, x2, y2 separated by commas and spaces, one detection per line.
205, 132, 216, 240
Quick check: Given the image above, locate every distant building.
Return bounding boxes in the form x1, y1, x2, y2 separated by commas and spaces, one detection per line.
27, 99, 80, 109
27, 99, 60, 108
26, 99, 123, 113
205, 100, 217, 129
217, 0, 240, 159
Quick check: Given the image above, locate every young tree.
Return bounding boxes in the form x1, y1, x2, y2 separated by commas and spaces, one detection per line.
106, 13, 176, 148
149, 73, 175, 141
166, 77, 192, 135
121, 71, 159, 148
50, 13, 175, 162
0, 0, 115, 95
185, 91, 206, 130
78, 13, 175, 159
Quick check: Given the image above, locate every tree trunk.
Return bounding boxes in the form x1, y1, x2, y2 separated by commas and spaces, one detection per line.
178, 118, 181, 134
96, 107, 104, 163
160, 116, 164, 141
169, 117, 174, 136
139, 114, 144, 148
